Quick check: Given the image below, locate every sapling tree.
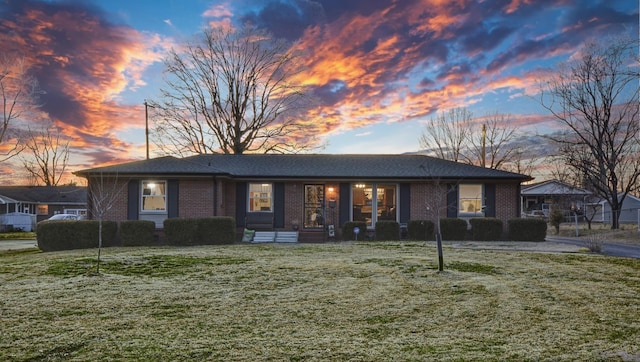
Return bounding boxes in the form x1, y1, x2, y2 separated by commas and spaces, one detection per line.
87, 173, 127, 273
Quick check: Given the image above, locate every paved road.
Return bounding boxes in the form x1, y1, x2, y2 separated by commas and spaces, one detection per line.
547, 237, 640, 259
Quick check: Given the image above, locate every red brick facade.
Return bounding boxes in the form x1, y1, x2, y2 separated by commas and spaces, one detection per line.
90, 178, 522, 241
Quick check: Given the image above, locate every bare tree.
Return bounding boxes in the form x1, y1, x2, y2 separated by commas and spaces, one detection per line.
21, 125, 70, 186
467, 112, 517, 169
540, 37, 640, 229
419, 108, 524, 171
87, 173, 127, 273
0, 54, 41, 161
419, 107, 472, 163
150, 25, 317, 156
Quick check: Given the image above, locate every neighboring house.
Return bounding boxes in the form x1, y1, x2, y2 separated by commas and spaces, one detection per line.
521, 180, 592, 216
0, 186, 88, 230
590, 194, 640, 225
74, 154, 532, 241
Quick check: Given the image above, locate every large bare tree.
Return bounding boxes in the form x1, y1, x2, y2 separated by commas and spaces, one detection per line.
467, 112, 517, 169
418, 107, 472, 163
0, 54, 40, 161
419, 107, 523, 171
150, 25, 316, 156
540, 37, 639, 229
21, 125, 70, 186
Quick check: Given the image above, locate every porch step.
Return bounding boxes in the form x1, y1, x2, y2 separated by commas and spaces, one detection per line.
275, 231, 298, 243
251, 231, 299, 243
252, 231, 276, 243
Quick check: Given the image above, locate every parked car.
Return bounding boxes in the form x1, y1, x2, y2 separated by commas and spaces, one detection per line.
525, 210, 547, 219
41, 214, 84, 222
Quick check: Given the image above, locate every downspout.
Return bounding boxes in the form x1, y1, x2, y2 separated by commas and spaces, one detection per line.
213, 176, 218, 217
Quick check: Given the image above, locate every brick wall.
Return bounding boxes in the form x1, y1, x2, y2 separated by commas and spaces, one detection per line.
179, 179, 215, 218
409, 182, 448, 224
91, 178, 129, 222
495, 183, 519, 222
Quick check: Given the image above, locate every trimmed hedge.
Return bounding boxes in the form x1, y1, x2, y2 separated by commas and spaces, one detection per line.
407, 220, 435, 240
439, 218, 468, 241
508, 218, 547, 241
164, 217, 235, 246
120, 220, 156, 246
375, 221, 400, 241
37, 220, 117, 252
469, 218, 504, 241
342, 221, 367, 241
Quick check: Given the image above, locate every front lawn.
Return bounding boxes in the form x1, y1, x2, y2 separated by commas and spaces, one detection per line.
1, 243, 638, 361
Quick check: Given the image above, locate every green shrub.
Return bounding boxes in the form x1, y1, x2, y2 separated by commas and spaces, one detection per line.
342, 221, 367, 241
407, 220, 435, 240
120, 220, 156, 246
375, 221, 400, 241
37, 220, 117, 252
469, 218, 504, 241
508, 218, 547, 241
439, 218, 467, 241
195, 217, 236, 245
549, 208, 563, 234
164, 218, 199, 246
164, 217, 235, 246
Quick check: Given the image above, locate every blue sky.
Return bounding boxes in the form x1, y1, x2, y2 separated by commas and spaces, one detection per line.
0, 0, 637, 184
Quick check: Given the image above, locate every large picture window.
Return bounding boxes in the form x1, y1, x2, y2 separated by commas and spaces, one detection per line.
141, 181, 166, 212
304, 185, 324, 228
459, 184, 483, 215
249, 183, 272, 212
352, 183, 397, 227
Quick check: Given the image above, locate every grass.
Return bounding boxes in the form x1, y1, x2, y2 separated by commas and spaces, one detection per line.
1, 242, 639, 361
0, 231, 36, 240
550, 223, 639, 244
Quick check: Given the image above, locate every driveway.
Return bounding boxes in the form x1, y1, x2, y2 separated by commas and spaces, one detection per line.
546, 237, 640, 259
0, 239, 38, 251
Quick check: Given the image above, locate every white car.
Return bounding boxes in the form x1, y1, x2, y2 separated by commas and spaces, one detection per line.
42, 214, 84, 221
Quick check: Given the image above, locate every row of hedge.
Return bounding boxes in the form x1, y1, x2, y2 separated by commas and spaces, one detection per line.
37, 217, 236, 252
342, 218, 547, 242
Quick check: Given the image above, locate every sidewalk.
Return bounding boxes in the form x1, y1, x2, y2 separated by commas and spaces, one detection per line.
0, 239, 38, 251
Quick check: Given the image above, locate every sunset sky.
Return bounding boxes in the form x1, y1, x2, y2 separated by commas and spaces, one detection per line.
0, 0, 637, 185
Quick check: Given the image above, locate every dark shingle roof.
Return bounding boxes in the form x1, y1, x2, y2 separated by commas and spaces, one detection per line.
75, 154, 531, 181
0, 186, 87, 204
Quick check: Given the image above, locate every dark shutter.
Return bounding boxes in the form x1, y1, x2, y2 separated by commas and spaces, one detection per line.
274, 182, 285, 228
339, 183, 350, 227
167, 180, 179, 218
446, 184, 458, 218
399, 183, 411, 223
236, 182, 247, 227
484, 184, 496, 217
127, 180, 139, 220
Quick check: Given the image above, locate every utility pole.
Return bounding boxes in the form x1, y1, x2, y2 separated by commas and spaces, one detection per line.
481, 123, 486, 167
144, 100, 153, 160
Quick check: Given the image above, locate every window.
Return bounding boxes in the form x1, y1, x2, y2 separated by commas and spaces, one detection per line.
459, 184, 483, 214
352, 183, 397, 227
141, 181, 166, 212
249, 183, 272, 212
304, 185, 324, 228
37, 205, 48, 215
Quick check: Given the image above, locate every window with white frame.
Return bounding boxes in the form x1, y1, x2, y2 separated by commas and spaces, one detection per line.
459, 184, 484, 215
141, 181, 167, 212
248, 183, 273, 212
